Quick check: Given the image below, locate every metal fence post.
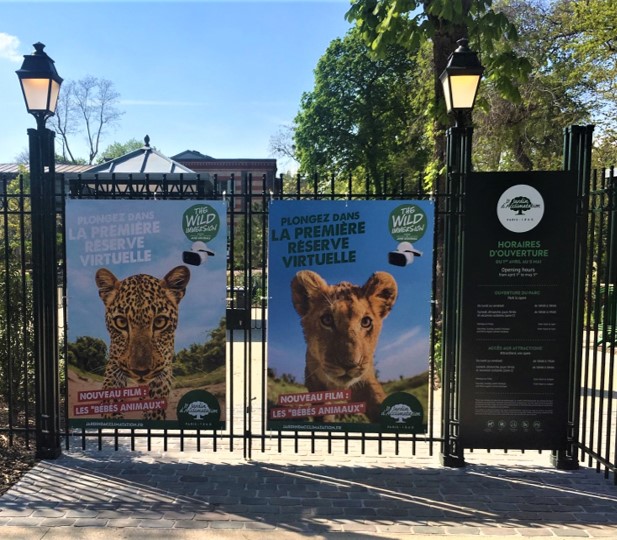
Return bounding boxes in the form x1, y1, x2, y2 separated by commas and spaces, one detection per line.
29, 125, 61, 459
441, 124, 472, 467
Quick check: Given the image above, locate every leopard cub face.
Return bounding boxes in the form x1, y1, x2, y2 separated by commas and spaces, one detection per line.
95, 265, 190, 419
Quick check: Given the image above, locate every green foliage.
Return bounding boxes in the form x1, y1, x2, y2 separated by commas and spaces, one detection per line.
67, 336, 107, 375
173, 317, 226, 377
382, 370, 428, 393
593, 130, 617, 169
346, 0, 531, 103
267, 369, 304, 400
293, 27, 430, 194
55, 154, 87, 165
383, 371, 429, 415
344, 0, 531, 191
97, 139, 145, 163
0, 174, 34, 422
551, 0, 617, 136
175, 365, 225, 389
473, 0, 592, 171
230, 208, 266, 271
345, 0, 616, 173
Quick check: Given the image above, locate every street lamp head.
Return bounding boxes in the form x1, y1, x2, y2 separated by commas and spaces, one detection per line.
439, 38, 484, 116
16, 42, 63, 128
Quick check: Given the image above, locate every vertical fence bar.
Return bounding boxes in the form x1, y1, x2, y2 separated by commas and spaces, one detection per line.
58, 171, 69, 449
244, 173, 251, 459
580, 168, 598, 464
604, 168, 616, 479
258, 173, 269, 453
1, 176, 13, 443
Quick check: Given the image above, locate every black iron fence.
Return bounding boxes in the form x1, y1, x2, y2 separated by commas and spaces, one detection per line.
579, 166, 617, 481
0, 160, 615, 483
0, 174, 35, 448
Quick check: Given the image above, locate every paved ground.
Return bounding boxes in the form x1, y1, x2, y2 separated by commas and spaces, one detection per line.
0, 439, 615, 539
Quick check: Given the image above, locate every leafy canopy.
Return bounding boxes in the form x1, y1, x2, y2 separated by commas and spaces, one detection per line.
294, 28, 429, 193
346, 0, 531, 105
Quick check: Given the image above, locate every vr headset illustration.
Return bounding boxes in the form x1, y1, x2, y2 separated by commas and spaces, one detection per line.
388, 241, 422, 267
182, 241, 215, 266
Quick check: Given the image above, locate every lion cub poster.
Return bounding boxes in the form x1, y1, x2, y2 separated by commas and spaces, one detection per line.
65, 199, 227, 430
267, 200, 433, 433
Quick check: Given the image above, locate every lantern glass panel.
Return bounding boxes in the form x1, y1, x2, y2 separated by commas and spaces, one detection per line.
449, 74, 481, 110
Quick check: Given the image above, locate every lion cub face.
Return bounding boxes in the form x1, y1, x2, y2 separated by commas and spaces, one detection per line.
291, 270, 397, 389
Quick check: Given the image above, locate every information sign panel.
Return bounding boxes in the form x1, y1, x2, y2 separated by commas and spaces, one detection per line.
460, 172, 577, 449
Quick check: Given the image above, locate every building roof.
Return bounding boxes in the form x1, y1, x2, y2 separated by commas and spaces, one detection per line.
88, 136, 193, 174
0, 138, 277, 179
171, 150, 215, 161
171, 150, 277, 166
0, 163, 91, 175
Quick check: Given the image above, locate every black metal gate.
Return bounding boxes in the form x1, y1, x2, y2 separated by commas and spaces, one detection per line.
0, 127, 615, 483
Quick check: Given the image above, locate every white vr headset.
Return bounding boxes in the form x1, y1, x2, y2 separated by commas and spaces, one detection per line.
388, 241, 422, 267
182, 241, 215, 266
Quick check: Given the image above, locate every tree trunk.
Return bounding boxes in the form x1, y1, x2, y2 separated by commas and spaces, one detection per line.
514, 137, 534, 170
428, 12, 469, 329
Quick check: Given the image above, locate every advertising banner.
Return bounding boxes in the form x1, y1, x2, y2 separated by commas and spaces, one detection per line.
267, 200, 434, 433
460, 172, 577, 449
66, 199, 227, 430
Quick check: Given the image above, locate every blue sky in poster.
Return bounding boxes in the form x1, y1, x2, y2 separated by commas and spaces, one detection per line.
267, 200, 434, 383
65, 199, 228, 351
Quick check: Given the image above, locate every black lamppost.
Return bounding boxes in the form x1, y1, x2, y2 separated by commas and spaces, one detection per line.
16, 42, 63, 459
439, 38, 484, 468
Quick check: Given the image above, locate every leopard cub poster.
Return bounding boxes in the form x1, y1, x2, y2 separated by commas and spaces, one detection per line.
66, 199, 227, 430
267, 200, 434, 433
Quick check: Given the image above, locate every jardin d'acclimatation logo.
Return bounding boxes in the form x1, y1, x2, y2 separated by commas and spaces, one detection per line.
496, 184, 545, 233
379, 392, 425, 433
176, 389, 221, 428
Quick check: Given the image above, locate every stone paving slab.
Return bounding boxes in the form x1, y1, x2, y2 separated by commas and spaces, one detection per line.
1, 445, 616, 539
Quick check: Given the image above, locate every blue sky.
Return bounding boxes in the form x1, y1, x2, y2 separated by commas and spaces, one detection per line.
0, 1, 352, 168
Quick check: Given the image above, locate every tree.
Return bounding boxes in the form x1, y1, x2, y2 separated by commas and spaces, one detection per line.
13, 149, 29, 165
473, 0, 592, 171
269, 125, 297, 162
346, 0, 531, 186
173, 318, 226, 377
231, 206, 266, 271
50, 76, 124, 165
471, 0, 617, 171
593, 129, 617, 169
67, 336, 107, 375
550, 0, 617, 133
97, 138, 145, 164
293, 28, 428, 194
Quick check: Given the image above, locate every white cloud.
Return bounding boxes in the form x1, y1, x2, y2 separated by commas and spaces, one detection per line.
0, 33, 22, 63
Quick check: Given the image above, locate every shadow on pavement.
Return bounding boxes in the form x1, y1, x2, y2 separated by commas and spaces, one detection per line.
1, 450, 615, 536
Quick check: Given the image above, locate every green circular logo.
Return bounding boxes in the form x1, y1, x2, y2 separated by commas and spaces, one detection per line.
183, 204, 220, 242
380, 392, 424, 433
389, 204, 427, 243
177, 389, 221, 429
